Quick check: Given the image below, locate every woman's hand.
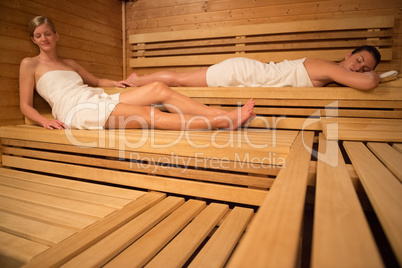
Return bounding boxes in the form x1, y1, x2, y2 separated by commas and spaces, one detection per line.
41, 119, 68, 130
115, 79, 135, 88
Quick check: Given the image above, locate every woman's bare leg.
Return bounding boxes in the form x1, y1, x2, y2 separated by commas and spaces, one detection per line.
105, 99, 255, 130
119, 81, 225, 117
126, 69, 208, 87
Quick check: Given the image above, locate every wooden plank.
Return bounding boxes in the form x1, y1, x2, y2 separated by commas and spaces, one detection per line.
129, 16, 394, 43
1, 155, 268, 206
138, 86, 402, 101
1, 138, 281, 176
0, 210, 76, 246
344, 141, 402, 266
23, 192, 165, 268
146, 203, 229, 268
0, 184, 115, 218
133, 39, 391, 57
104, 87, 402, 108
227, 131, 314, 268
62, 196, 184, 268
0, 195, 99, 230
0, 125, 294, 163
367, 142, 402, 182
332, 130, 402, 142
0, 175, 131, 209
0, 168, 144, 200
323, 118, 402, 142
134, 29, 393, 51
0, 231, 49, 267
130, 49, 393, 67
189, 207, 254, 268
393, 143, 402, 153
311, 134, 383, 267
105, 199, 206, 268
2, 146, 274, 188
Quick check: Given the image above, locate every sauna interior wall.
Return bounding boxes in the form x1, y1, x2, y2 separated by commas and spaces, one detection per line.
125, 0, 402, 76
0, 0, 123, 127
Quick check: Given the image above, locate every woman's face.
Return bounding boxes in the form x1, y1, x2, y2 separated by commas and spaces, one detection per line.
31, 23, 59, 51
340, 50, 377, 73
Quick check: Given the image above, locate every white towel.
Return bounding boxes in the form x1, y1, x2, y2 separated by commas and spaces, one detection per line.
206, 57, 314, 87
36, 70, 120, 129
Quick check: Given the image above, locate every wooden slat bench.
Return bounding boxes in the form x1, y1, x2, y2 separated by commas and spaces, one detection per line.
2, 133, 400, 267
1, 15, 401, 267
129, 16, 394, 70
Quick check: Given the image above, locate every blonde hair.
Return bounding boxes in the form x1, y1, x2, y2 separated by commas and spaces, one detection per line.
28, 16, 56, 37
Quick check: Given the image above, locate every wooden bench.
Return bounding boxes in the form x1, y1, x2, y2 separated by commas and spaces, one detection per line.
129, 15, 394, 71
1, 15, 401, 267
2, 134, 400, 267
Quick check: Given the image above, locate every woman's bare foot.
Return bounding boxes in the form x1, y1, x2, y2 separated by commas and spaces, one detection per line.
125, 73, 138, 86
215, 99, 255, 130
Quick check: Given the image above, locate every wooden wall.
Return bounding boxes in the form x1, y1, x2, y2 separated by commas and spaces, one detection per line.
125, 0, 402, 76
0, 0, 123, 127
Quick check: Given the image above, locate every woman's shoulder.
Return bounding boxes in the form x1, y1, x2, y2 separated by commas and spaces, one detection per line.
60, 58, 79, 69
20, 56, 38, 66
20, 56, 40, 75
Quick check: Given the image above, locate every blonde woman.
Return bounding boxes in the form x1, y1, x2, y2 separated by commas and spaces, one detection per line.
20, 16, 255, 130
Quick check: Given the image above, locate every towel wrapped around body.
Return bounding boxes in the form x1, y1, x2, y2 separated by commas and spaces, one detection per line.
36, 70, 120, 129
206, 57, 314, 87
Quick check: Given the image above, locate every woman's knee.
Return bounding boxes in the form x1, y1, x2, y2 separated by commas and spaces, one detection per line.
150, 81, 173, 98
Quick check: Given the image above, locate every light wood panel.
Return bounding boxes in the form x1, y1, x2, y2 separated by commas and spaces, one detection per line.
311, 134, 383, 267
344, 141, 402, 266
0, 0, 123, 127
0, 168, 148, 267
125, 0, 402, 75
227, 131, 314, 267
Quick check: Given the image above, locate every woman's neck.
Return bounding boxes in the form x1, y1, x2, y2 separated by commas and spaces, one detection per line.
38, 50, 59, 61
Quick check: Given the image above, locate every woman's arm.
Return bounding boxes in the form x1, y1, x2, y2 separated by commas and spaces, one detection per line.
307, 59, 380, 90
64, 59, 133, 88
19, 58, 68, 129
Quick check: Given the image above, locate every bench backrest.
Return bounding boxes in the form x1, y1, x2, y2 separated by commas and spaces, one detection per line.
129, 16, 394, 68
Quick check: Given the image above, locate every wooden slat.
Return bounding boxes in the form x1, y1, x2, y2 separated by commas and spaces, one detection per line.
0, 125, 295, 163
311, 134, 383, 267
344, 142, 402, 265
0, 138, 281, 176
0, 175, 131, 209
323, 118, 402, 142
0, 184, 115, 218
393, 143, 402, 153
367, 142, 402, 182
0, 231, 49, 268
188, 207, 254, 268
2, 146, 274, 188
62, 196, 184, 268
170, 86, 402, 101
146, 203, 229, 268
227, 131, 314, 267
130, 49, 393, 67
129, 16, 394, 43
105, 199, 206, 268
0, 168, 144, 200
133, 39, 391, 57
23, 192, 165, 268
103, 88, 402, 109
1, 155, 268, 206
0, 210, 76, 246
0, 195, 99, 230
134, 29, 394, 51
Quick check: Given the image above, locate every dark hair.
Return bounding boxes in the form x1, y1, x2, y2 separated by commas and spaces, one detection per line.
351, 45, 381, 69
